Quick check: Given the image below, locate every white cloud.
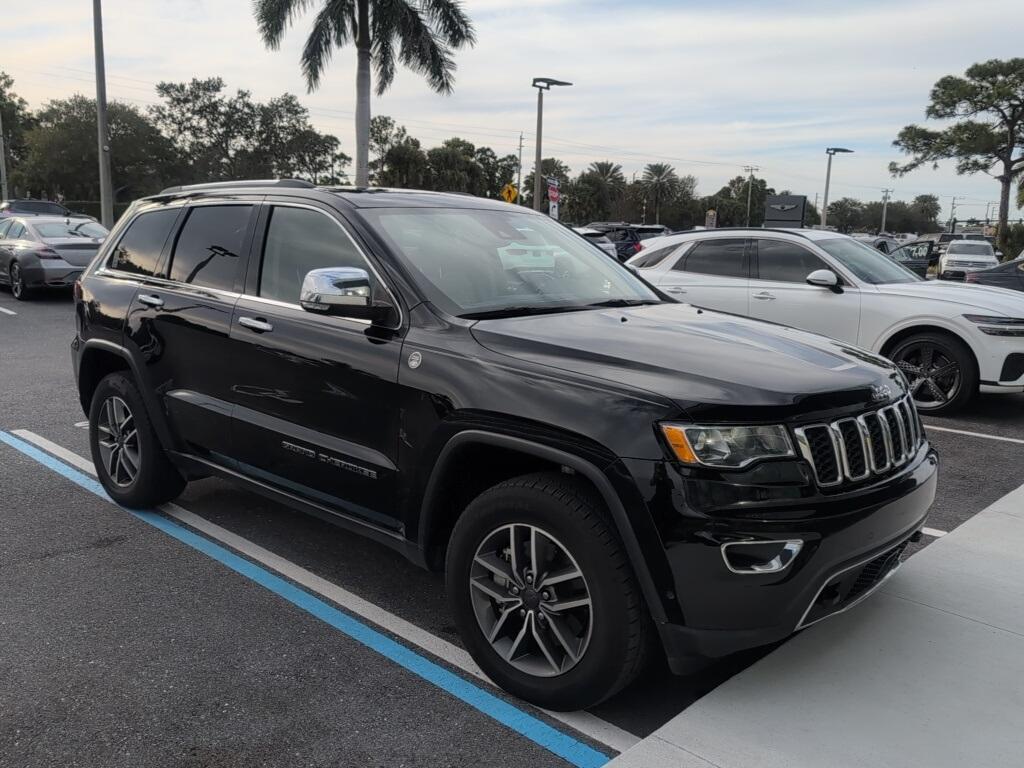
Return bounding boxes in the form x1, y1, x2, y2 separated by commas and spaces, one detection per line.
5, 0, 1022, 216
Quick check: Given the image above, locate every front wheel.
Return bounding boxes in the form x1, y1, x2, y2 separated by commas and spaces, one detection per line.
446, 473, 651, 710
89, 372, 186, 507
889, 332, 976, 415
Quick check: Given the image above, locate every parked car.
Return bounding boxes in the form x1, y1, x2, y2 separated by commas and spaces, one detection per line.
627, 228, 1024, 414
1, 198, 75, 218
938, 241, 999, 279
572, 226, 618, 259
0, 216, 109, 300
852, 233, 900, 254
888, 240, 938, 278
585, 221, 643, 261
963, 258, 1024, 292
633, 224, 671, 240
72, 180, 937, 710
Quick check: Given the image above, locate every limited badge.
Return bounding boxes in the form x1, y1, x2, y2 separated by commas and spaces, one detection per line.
408, 351, 423, 369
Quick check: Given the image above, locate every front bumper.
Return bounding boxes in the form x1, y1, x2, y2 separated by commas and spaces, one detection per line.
626, 447, 938, 670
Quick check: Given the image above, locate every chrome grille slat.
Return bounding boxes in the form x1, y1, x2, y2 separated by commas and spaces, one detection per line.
794, 395, 924, 488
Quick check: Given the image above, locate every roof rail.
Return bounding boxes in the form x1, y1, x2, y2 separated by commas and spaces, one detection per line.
158, 179, 315, 195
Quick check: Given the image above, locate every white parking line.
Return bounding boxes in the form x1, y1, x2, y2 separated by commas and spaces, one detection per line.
10, 428, 641, 754
73, 421, 89, 429
0, 306, 16, 315
923, 423, 1024, 445
921, 527, 948, 538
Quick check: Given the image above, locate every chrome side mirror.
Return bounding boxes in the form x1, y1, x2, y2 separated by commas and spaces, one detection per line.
806, 268, 842, 293
299, 267, 393, 324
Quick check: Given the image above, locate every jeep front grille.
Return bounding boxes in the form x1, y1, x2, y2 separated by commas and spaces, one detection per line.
793, 396, 923, 488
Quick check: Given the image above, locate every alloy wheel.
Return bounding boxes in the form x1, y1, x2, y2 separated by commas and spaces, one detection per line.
469, 523, 593, 677
10, 264, 23, 299
96, 396, 141, 487
893, 342, 962, 411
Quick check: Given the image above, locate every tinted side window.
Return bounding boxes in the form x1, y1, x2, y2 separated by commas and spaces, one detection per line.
7, 222, 26, 239
258, 206, 373, 303
168, 205, 252, 290
677, 239, 746, 278
632, 243, 680, 268
604, 228, 629, 242
0, 219, 13, 238
110, 209, 179, 276
755, 239, 827, 283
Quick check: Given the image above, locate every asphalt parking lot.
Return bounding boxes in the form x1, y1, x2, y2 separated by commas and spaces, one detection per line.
2, 289, 1023, 767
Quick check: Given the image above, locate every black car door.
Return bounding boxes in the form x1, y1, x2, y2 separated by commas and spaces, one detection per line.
228, 200, 404, 533
124, 201, 258, 462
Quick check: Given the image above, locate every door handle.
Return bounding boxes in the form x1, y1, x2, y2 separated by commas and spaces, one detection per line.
138, 294, 164, 308
664, 286, 688, 295
238, 316, 273, 333
753, 291, 776, 301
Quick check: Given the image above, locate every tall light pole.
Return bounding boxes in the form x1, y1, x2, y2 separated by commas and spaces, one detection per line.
0, 107, 9, 200
531, 77, 571, 212
880, 188, 893, 234
820, 147, 853, 229
743, 165, 760, 227
93, 0, 114, 228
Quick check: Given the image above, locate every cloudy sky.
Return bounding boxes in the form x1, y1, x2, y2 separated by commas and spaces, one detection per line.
6, 0, 1023, 218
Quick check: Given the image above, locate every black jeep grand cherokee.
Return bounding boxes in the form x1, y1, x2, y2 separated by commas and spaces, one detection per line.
72, 180, 937, 710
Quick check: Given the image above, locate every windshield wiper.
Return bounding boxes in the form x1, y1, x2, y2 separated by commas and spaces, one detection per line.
585, 298, 663, 308
460, 305, 593, 320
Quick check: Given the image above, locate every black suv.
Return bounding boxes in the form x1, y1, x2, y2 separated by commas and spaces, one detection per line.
72, 180, 938, 710
585, 222, 643, 261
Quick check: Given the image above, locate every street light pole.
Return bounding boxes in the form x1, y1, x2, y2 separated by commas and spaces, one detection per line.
530, 77, 571, 213
93, 0, 114, 228
880, 188, 893, 233
820, 147, 853, 229
743, 165, 759, 227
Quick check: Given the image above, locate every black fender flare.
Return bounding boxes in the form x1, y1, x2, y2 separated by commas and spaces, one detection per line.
419, 429, 670, 624
78, 338, 178, 453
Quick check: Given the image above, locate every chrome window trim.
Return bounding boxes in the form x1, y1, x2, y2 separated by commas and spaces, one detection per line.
254, 201, 403, 332
236, 293, 372, 327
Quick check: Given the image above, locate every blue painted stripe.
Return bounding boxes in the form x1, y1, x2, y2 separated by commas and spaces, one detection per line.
0, 430, 610, 768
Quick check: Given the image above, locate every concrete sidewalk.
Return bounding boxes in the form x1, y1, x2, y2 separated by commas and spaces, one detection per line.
610, 482, 1024, 768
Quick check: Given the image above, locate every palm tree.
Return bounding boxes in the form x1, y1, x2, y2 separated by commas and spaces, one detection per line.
640, 163, 680, 224
254, 0, 475, 186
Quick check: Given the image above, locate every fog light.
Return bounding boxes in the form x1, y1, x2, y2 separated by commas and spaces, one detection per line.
721, 540, 803, 575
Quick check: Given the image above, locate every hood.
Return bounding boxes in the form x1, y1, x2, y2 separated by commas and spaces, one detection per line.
873, 280, 1024, 314
471, 303, 902, 417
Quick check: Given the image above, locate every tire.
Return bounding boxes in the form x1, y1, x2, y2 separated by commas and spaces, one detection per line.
88, 372, 186, 507
446, 472, 651, 710
888, 331, 977, 416
10, 262, 33, 301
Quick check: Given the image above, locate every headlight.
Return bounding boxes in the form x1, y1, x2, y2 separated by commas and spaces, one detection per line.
659, 424, 795, 468
963, 315, 1024, 337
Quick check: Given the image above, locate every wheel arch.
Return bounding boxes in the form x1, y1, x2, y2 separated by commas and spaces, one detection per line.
418, 430, 670, 625
878, 322, 979, 376
77, 339, 177, 451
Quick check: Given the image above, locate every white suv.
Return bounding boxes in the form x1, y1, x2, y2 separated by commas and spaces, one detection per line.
628, 228, 1024, 415
939, 241, 999, 278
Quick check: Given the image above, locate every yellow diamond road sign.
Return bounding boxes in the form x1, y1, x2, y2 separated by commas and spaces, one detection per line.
500, 183, 518, 203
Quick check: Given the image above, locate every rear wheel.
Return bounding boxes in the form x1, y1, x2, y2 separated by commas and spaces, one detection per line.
889, 332, 976, 415
446, 472, 651, 710
89, 372, 185, 507
10, 263, 32, 301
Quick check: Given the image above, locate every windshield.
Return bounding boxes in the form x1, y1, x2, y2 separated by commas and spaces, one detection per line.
360, 207, 661, 318
35, 221, 108, 239
947, 242, 994, 256
816, 237, 923, 284
11, 201, 67, 215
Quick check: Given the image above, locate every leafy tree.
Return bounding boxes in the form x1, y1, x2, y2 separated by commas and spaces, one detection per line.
911, 194, 941, 227
369, 115, 408, 183
474, 146, 518, 198
0, 72, 36, 188
890, 58, 1024, 252
380, 135, 428, 187
254, 0, 476, 187
639, 163, 680, 224
825, 197, 863, 233
14, 96, 178, 201
426, 137, 482, 192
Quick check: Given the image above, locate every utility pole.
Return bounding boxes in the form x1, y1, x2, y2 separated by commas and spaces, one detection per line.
0, 107, 9, 200
948, 196, 958, 232
880, 188, 893, 234
516, 132, 524, 206
743, 165, 760, 227
93, 0, 114, 228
